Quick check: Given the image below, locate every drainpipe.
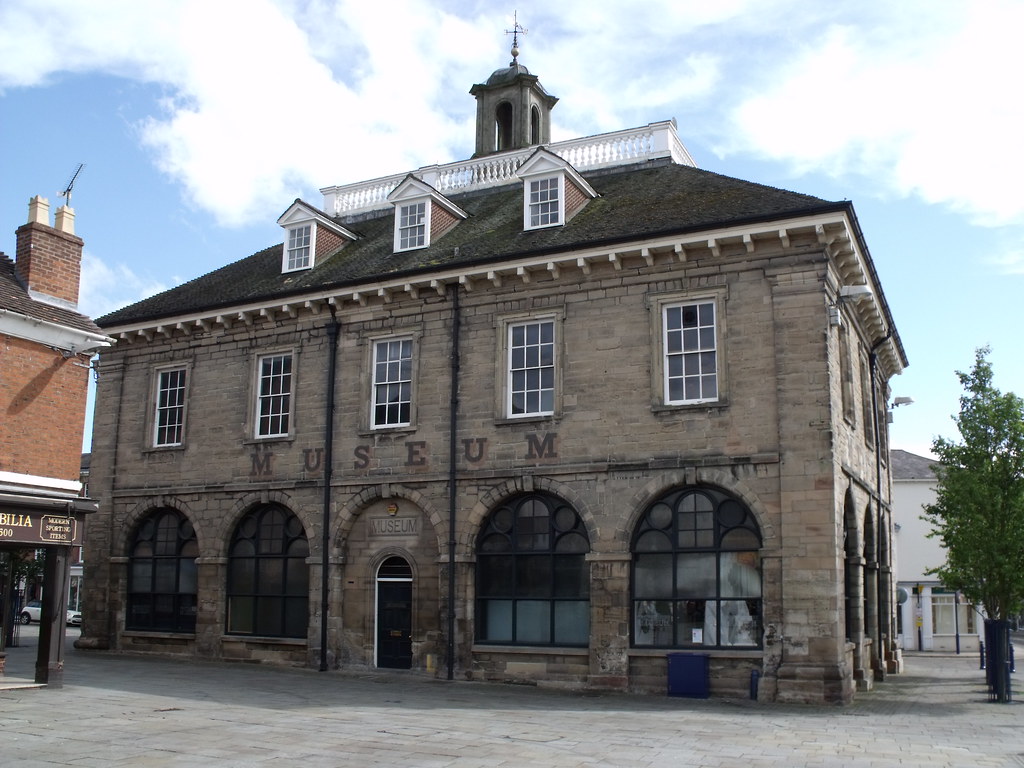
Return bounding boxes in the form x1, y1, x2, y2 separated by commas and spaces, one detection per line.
869, 331, 892, 677
447, 284, 461, 681
320, 309, 340, 672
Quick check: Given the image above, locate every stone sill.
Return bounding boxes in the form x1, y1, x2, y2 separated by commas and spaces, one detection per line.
470, 645, 762, 659
220, 635, 307, 647
472, 645, 588, 656
628, 647, 763, 659
122, 631, 196, 641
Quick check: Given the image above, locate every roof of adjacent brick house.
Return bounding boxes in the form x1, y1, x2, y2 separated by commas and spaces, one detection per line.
0, 252, 104, 335
96, 160, 850, 328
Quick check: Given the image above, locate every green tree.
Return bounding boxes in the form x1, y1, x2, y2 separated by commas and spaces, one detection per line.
1, 549, 44, 592
923, 347, 1024, 620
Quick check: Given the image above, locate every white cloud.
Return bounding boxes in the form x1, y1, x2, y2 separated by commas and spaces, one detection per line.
987, 246, 1024, 276
721, 1, 1024, 227
79, 250, 168, 319
3, 0, 1024, 232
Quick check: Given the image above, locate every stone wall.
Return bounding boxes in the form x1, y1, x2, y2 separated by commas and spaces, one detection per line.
82, 232, 893, 702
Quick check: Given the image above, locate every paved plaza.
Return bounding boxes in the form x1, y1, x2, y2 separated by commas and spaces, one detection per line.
1, 627, 1021, 767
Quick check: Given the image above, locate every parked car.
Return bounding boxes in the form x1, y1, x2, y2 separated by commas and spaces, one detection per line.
19, 600, 82, 626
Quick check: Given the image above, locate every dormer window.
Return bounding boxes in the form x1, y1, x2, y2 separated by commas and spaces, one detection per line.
276, 199, 358, 275
286, 224, 312, 271
517, 148, 597, 232
388, 175, 467, 254
398, 202, 427, 251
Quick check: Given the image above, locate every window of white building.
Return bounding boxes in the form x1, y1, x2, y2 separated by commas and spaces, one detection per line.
931, 591, 976, 635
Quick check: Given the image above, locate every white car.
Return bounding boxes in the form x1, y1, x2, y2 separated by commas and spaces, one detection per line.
19, 600, 82, 626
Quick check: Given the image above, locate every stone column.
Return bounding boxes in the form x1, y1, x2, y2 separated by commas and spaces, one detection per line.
588, 553, 631, 690
864, 559, 881, 679
846, 553, 870, 688
195, 558, 226, 657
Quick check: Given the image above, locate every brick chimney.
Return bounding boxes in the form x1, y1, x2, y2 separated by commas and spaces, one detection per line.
15, 195, 84, 309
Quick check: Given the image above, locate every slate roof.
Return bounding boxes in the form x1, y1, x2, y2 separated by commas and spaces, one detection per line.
0, 253, 104, 335
891, 449, 939, 480
97, 159, 847, 328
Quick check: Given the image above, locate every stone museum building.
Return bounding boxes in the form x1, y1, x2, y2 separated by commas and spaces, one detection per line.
80, 48, 908, 703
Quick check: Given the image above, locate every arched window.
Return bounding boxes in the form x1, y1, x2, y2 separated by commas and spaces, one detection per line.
127, 508, 198, 632
227, 505, 309, 638
476, 493, 590, 646
530, 105, 540, 144
495, 102, 513, 151
632, 487, 762, 648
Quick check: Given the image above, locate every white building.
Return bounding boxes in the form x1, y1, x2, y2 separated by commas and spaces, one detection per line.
892, 449, 981, 652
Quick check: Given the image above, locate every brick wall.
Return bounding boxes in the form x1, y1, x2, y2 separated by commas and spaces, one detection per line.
314, 226, 347, 263
430, 203, 460, 240
0, 333, 89, 479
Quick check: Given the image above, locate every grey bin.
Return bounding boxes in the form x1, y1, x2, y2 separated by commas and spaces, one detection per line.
666, 653, 709, 698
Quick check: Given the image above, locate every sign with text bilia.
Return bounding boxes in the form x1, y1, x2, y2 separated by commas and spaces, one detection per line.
0, 512, 82, 546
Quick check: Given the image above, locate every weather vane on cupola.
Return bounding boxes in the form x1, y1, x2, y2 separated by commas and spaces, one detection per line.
505, 11, 527, 64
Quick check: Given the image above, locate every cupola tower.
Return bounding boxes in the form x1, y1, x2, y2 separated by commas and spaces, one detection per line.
469, 22, 558, 157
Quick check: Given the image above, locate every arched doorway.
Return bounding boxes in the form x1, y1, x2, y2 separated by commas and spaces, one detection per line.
376, 556, 413, 669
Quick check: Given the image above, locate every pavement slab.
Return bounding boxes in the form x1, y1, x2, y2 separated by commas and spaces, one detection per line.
1, 627, 1022, 766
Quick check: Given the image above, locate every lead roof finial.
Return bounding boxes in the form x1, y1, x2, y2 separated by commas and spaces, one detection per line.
505, 11, 527, 64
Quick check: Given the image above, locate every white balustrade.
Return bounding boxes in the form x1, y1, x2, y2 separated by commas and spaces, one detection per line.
321, 120, 695, 216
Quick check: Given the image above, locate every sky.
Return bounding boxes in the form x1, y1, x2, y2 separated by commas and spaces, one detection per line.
1, 0, 1021, 458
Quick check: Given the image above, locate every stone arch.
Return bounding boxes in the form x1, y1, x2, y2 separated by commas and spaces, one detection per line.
620, 467, 774, 552
368, 547, 419, 580
464, 475, 599, 556
333, 484, 446, 555
218, 489, 305, 558
118, 496, 202, 558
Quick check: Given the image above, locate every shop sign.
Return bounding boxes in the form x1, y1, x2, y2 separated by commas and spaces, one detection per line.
0, 512, 81, 546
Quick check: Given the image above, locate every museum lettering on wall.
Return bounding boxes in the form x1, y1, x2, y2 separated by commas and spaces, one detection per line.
250, 434, 557, 475
369, 517, 420, 536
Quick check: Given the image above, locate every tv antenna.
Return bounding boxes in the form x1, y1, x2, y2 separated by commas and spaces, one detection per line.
60, 163, 85, 206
